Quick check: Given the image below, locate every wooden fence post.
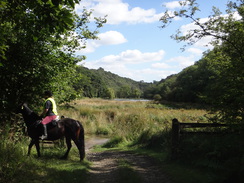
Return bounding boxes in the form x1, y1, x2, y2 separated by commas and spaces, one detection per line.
171, 118, 180, 159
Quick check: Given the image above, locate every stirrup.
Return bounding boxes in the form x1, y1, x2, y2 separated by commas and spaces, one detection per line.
41, 135, 47, 140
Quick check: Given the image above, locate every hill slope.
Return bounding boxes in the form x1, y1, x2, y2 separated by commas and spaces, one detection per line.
75, 66, 152, 98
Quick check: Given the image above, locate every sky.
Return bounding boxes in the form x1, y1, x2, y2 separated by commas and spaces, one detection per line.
74, 0, 230, 82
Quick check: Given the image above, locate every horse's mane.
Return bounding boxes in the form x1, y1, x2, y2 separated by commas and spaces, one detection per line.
22, 103, 42, 122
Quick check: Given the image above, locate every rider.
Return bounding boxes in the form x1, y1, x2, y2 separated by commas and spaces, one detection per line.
40, 90, 58, 140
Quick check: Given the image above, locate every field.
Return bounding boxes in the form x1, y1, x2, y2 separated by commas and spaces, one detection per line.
59, 98, 208, 138
1, 99, 242, 183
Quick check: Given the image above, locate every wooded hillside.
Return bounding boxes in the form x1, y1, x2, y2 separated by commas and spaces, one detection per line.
73, 66, 152, 99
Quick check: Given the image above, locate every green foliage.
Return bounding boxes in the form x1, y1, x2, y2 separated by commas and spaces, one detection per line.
176, 133, 244, 182
158, 0, 244, 124
73, 66, 149, 98
201, 48, 244, 124
103, 87, 116, 99
153, 94, 162, 101
0, 1, 105, 125
152, 58, 215, 104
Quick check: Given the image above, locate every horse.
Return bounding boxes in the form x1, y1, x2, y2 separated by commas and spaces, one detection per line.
16, 103, 85, 161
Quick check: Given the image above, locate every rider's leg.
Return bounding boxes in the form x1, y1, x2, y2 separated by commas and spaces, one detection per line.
41, 124, 47, 140
40, 115, 57, 140
41, 116, 50, 140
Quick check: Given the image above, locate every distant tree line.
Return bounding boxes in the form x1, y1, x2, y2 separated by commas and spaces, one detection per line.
73, 67, 151, 99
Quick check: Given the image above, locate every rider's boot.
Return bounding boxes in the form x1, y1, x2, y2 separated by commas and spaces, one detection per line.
41, 124, 48, 140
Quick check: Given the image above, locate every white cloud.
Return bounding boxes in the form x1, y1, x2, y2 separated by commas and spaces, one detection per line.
151, 62, 170, 69
118, 49, 165, 63
166, 55, 195, 68
186, 47, 203, 56
163, 1, 181, 9
82, 49, 166, 82
87, 49, 165, 65
129, 69, 176, 82
76, 31, 127, 54
76, 0, 164, 24
82, 49, 199, 81
98, 31, 127, 45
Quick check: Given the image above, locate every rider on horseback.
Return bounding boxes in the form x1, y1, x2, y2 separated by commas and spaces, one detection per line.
40, 90, 58, 140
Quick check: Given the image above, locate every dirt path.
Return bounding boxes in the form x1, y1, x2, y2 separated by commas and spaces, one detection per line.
85, 139, 171, 183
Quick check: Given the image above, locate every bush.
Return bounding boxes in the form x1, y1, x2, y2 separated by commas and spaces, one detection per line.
178, 133, 244, 182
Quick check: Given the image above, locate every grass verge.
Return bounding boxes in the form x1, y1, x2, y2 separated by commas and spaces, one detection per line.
0, 135, 89, 183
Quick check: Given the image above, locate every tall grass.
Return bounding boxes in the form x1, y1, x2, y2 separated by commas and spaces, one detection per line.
59, 98, 208, 146
0, 125, 29, 183
59, 99, 243, 183
0, 129, 89, 183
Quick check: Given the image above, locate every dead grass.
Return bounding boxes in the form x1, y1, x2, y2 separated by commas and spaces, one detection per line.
59, 99, 208, 137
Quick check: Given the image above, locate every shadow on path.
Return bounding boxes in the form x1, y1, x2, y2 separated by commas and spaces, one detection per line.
86, 151, 171, 183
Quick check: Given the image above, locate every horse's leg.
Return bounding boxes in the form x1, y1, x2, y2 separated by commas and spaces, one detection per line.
34, 139, 41, 157
61, 137, 72, 159
28, 139, 35, 156
79, 126, 85, 161
73, 127, 85, 161
73, 139, 85, 161
28, 139, 41, 157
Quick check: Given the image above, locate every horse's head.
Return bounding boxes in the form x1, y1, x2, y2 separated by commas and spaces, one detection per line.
15, 102, 28, 114
16, 102, 42, 124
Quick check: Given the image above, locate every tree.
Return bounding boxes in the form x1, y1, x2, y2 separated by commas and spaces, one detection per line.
160, 0, 244, 123
153, 94, 162, 101
0, 0, 106, 118
131, 88, 142, 98
117, 85, 131, 98
103, 88, 115, 99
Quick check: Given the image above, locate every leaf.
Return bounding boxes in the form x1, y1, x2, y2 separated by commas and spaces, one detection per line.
33, 36, 38, 42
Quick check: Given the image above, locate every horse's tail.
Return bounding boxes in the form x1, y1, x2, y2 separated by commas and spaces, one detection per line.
76, 120, 85, 160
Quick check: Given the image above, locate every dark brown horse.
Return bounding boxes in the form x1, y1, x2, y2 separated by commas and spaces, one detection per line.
16, 103, 85, 161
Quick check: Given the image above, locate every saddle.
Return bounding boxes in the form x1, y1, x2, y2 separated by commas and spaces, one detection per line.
48, 119, 59, 128
34, 118, 60, 129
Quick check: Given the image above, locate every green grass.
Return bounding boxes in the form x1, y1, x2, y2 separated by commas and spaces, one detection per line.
13, 157, 89, 183
0, 137, 89, 183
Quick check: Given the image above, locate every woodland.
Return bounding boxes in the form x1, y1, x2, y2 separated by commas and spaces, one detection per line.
0, 0, 243, 182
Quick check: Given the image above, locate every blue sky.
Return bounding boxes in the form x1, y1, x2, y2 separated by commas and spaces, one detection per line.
75, 0, 230, 82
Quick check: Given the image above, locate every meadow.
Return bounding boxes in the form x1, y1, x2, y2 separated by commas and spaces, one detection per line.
59, 98, 208, 140
1, 99, 242, 183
